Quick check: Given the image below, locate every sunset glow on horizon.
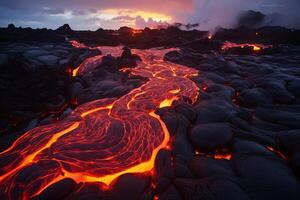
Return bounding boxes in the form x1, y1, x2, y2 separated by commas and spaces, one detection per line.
0, 0, 299, 30
95, 8, 172, 28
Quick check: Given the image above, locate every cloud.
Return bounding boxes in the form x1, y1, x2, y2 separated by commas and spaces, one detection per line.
0, 0, 299, 30
135, 16, 169, 29
112, 15, 135, 21
42, 7, 65, 15
73, 10, 86, 16
188, 0, 300, 29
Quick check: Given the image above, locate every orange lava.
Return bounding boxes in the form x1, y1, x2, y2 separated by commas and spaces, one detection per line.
221, 41, 271, 51
69, 41, 124, 77
72, 66, 79, 77
0, 42, 199, 199
195, 151, 232, 160
214, 153, 232, 160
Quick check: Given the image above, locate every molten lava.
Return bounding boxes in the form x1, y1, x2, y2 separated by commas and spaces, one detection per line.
214, 153, 232, 160
69, 42, 124, 77
0, 42, 199, 199
221, 41, 271, 52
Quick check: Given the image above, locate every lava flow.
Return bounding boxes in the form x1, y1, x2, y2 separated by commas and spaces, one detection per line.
70, 41, 124, 77
0, 42, 199, 199
221, 41, 272, 51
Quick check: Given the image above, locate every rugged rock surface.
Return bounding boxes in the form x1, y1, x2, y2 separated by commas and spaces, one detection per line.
162, 43, 300, 200
0, 42, 98, 137
0, 43, 145, 152
1, 26, 300, 199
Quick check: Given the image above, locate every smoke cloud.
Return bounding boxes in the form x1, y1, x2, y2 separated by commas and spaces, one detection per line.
188, 0, 300, 30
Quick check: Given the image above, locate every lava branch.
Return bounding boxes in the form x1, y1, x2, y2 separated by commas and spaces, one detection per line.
221, 41, 272, 51
0, 42, 199, 199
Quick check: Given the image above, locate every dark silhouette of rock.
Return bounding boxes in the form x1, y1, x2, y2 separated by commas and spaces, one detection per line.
121, 47, 132, 58
117, 47, 141, 68
7, 24, 15, 30
118, 26, 133, 38
56, 24, 73, 33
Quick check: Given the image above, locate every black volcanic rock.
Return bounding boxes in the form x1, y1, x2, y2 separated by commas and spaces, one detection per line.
0, 42, 100, 147
7, 23, 16, 30
0, 27, 65, 43
117, 47, 141, 68
96, 27, 105, 33
159, 186, 182, 200
237, 88, 272, 107
277, 130, 300, 154
118, 26, 133, 32
121, 47, 132, 58
118, 26, 133, 36
189, 156, 235, 178
190, 123, 233, 151
214, 26, 300, 45
56, 24, 73, 33
33, 178, 76, 200
1, 23, 300, 200
108, 173, 151, 200
233, 153, 300, 199
175, 177, 250, 200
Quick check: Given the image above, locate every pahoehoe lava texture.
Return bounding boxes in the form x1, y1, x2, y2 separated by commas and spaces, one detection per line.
0, 44, 199, 199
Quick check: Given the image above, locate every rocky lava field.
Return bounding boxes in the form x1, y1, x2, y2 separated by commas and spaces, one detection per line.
0, 25, 300, 200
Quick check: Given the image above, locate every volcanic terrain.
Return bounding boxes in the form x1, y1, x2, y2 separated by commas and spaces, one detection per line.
0, 24, 300, 200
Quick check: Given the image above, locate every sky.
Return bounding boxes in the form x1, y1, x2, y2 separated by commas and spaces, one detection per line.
0, 0, 299, 30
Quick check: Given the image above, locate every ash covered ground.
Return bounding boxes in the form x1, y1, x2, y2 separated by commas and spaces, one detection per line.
0, 24, 300, 200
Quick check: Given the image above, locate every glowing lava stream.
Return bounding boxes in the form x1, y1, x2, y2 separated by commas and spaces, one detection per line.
221, 41, 272, 51
0, 43, 199, 199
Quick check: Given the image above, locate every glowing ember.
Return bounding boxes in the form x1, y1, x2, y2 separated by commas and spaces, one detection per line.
208, 33, 213, 39
195, 151, 232, 160
221, 41, 271, 52
0, 42, 199, 199
214, 153, 232, 160
72, 66, 79, 77
69, 40, 97, 50
266, 146, 288, 160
